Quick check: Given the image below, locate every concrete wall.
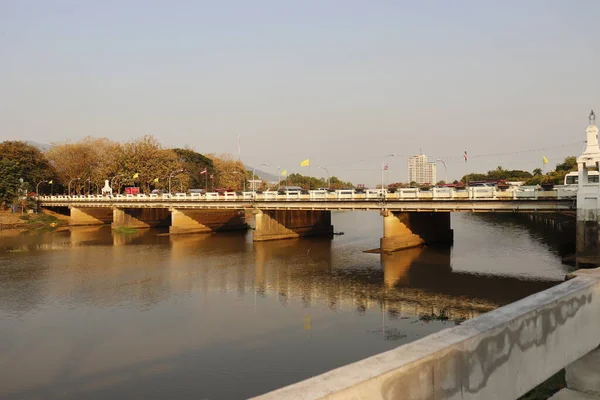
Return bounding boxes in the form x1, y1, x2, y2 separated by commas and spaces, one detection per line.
381, 211, 453, 252
254, 268, 600, 400
70, 207, 113, 226
169, 209, 247, 235
253, 209, 333, 241
111, 207, 170, 229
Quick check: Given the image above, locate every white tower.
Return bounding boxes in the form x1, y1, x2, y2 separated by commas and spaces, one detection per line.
576, 110, 600, 262
578, 110, 600, 170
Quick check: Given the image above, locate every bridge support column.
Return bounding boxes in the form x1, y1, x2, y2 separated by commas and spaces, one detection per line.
70, 207, 113, 226
576, 112, 600, 265
169, 209, 247, 235
253, 209, 333, 241
111, 208, 170, 230
380, 211, 453, 252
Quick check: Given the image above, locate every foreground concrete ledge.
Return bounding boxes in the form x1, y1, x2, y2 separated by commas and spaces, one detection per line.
253, 274, 600, 400
567, 267, 600, 280
550, 388, 600, 400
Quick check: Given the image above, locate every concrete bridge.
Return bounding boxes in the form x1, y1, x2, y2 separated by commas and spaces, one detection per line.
38, 188, 575, 252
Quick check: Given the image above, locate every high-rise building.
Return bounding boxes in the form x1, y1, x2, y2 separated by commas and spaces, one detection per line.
408, 154, 437, 185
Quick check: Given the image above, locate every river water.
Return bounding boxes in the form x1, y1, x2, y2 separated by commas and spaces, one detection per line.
0, 212, 574, 399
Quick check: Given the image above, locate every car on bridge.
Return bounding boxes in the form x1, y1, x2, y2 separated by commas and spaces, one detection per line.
277, 186, 305, 195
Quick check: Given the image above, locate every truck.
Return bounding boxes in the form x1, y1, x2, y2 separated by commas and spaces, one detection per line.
124, 187, 140, 195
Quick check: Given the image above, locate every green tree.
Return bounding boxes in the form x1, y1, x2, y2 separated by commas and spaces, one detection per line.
173, 148, 214, 189
0, 158, 22, 207
0, 141, 55, 191
532, 168, 543, 176
555, 156, 577, 172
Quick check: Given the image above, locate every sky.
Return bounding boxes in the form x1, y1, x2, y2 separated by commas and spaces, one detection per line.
1, 0, 599, 186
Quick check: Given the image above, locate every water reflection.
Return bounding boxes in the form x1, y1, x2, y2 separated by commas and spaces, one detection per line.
0, 212, 572, 399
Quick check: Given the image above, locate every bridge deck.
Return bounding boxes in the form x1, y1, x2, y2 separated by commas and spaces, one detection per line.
39, 198, 575, 212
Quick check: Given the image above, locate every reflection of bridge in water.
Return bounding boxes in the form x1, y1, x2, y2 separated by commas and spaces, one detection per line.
0, 225, 559, 322
165, 232, 559, 321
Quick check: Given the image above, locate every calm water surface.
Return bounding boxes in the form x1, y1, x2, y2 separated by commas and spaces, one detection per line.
0, 212, 574, 399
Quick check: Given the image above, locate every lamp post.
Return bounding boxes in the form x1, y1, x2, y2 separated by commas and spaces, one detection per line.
277, 166, 281, 188
381, 154, 396, 196
435, 159, 447, 184
36, 180, 47, 198
318, 166, 330, 189
252, 163, 268, 191
110, 174, 124, 194
68, 178, 81, 197
168, 169, 184, 194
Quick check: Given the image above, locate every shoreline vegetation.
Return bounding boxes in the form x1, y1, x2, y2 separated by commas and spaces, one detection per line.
0, 209, 69, 233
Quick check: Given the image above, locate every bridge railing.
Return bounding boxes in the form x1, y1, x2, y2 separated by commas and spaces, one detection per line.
36, 186, 578, 202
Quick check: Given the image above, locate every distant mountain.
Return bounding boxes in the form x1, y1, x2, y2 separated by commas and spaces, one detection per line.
26, 141, 51, 152
245, 165, 279, 183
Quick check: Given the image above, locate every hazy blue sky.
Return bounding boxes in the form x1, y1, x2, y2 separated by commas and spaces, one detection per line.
1, 0, 599, 185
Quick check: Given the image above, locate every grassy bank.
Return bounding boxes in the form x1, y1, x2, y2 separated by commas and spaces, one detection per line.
112, 226, 138, 234
0, 210, 68, 232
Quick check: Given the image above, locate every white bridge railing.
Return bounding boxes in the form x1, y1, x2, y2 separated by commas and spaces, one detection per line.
37, 186, 578, 202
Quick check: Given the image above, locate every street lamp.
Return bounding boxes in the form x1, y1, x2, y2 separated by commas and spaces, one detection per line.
168, 169, 184, 194
252, 163, 268, 191
68, 178, 81, 197
36, 180, 47, 198
277, 166, 281, 188
318, 166, 330, 189
435, 159, 448, 184
110, 174, 124, 194
381, 154, 396, 196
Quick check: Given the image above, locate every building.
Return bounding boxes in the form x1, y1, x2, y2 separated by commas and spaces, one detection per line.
408, 154, 437, 185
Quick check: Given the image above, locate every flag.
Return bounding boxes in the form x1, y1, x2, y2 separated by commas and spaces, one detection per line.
153, 177, 159, 183
133, 173, 139, 179
542, 156, 549, 164
463, 150, 468, 163
281, 169, 287, 176
383, 164, 389, 171
48, 180, 53, 184
200, 168, 207, 175
300, 159, 310, 167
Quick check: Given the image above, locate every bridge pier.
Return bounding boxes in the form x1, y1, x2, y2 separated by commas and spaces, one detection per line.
253, 209, 333, 241
576, 111, 600, 265
380, 211, 453, 252
169, 209, 247, 235
70, 206, 113, 226
111, 207, 170, 230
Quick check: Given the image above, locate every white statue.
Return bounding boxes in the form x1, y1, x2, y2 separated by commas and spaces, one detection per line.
101, 179, 112, 196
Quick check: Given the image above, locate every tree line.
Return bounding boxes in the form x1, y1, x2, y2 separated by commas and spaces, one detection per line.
459, 156, 577, 186
0, 136, 356, 208
0, 136, 246, 207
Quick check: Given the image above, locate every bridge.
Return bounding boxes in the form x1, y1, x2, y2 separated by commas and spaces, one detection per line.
38, 186, 575, 252
34, 111, 600, 255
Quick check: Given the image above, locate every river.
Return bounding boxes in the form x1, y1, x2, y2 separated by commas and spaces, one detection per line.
0, 212, 574, 399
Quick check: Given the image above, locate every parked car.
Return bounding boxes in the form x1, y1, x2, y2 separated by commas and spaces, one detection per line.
278, 186, 303, 195
188, 188, 205, 194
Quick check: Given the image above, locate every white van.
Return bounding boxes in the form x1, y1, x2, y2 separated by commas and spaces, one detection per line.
564, 171, 599, 185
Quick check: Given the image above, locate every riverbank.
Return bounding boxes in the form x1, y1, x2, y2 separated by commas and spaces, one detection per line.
0, 209, 69, 233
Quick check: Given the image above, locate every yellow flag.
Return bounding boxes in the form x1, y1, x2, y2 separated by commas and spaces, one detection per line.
281, 169, 287, 176
133, 173, 139, 179
300, 159, 310, 167
153, 177, 159, 183
48, 180, 53, 184
542, 156, 549, 164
